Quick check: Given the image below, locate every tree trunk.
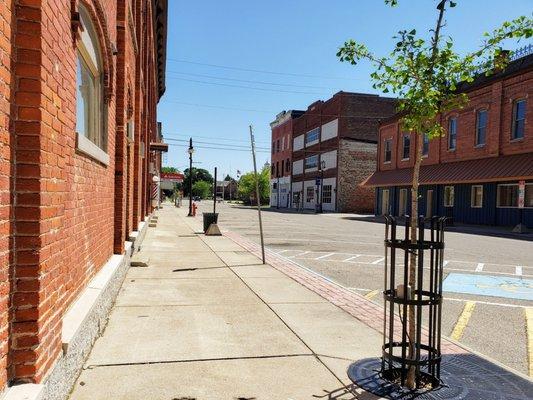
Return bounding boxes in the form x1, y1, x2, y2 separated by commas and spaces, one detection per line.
406, 134, 424, 389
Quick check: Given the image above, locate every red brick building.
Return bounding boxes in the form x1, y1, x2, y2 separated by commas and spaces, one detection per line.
0, 1, 167, 398
269, 110, 303, 208
365, 49, 533, 229
290, 92, 396, 212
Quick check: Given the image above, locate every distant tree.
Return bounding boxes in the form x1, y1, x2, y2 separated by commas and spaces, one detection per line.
183, 168, 214, 195
237, 166, 270, 205
161, 166, 178, 173
224, 174, 234, 181
192, 180, 212, 199
338, 0, 532, 389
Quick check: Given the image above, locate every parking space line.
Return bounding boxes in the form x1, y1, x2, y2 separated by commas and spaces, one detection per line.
443, 260, 449, 267
365, 290, 380, 300
450, 301, 476, 341
371, 257, 385, 265
342, 255, 361, 262
288, 251, 309, 258
525, 308, 533, 376
315, 252, 335, 260
516, 266, 523, 277
475, 263, 484, 272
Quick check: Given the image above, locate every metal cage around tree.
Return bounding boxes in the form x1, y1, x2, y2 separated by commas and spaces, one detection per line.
382, 215, 447, 389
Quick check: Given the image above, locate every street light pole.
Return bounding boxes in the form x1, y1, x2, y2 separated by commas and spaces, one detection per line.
187, 138, 194, 216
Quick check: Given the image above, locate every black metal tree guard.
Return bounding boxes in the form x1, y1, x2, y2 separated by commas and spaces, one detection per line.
381, 215, 446, 390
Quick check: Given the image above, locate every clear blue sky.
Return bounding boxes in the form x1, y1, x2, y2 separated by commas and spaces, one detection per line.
158, 0, 532, 178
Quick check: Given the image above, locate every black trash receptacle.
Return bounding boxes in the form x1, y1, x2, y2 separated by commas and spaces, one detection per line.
203, 212, 219, 232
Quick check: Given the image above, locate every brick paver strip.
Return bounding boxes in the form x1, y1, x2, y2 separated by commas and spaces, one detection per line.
224, 230, 467, 355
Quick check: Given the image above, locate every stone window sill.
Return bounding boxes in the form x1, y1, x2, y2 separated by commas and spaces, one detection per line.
76, 132, 110, 166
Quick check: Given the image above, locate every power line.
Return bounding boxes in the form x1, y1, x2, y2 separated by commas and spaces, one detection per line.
162, 100, 273, 114
166, 70, 341, 91
164, 132, 270, 144
168, 143, 270, 153
167, 58, 360, 81
165, 137, 270, 151
168, 76, 328, 95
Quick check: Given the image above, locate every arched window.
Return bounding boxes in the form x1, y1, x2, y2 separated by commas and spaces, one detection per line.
76, 4, 107, 160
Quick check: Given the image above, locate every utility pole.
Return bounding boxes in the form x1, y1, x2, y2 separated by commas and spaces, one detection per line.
249, 125, 266, 264
187, 138, 194, 216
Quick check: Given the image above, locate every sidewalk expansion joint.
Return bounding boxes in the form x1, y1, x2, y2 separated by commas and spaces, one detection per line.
84, 353, 314, 369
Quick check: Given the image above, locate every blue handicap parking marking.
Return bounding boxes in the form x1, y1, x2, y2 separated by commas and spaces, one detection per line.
443, 273, 533, 301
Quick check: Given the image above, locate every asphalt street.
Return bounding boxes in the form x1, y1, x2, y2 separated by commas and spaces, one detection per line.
197, 201, 533, 377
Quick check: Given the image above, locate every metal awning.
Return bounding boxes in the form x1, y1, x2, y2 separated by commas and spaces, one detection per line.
150, 142, 168, 152
362, 152, 533, 187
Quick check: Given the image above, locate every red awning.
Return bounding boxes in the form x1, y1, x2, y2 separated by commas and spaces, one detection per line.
362, 153, 533, 187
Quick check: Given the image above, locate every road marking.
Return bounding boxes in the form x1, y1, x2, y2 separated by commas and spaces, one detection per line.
450, 301, 476, 341
365, 290, 380, 300
342, 255, 361, 262
277, 250, 291, 254
315, 252, 335, 260
371, 257, 385, 265
443, 260, 449, 267
288, 251, 309, 258
516, 266, 523, 277
475, 263, 484, 272
445, 297, 525, 309
524, 307, 533, 376
526, 308, 533, 377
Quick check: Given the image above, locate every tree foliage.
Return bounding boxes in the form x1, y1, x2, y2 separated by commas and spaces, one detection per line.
183, 168, 214, 195
161, 166, 179, 173
237, 166, 270, 205
191, 180, 212, 199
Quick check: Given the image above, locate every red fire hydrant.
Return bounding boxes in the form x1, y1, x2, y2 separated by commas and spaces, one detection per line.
192, 202, 197, 216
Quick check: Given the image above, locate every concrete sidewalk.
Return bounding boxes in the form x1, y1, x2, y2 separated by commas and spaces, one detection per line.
69, 205, 381, 399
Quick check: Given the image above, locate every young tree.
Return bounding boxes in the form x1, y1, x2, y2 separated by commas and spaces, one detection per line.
183, 168, 214, 195
238, 167, 270, 205
337, 0, 531, 388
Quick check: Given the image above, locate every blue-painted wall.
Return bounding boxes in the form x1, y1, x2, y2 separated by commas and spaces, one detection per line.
376, 181, 533, 228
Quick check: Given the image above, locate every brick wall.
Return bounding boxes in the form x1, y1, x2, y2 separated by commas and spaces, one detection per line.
0, 0, 12, 389
337, 140, 377, 213
0, 0, 165, 389
377, 67, 533, 172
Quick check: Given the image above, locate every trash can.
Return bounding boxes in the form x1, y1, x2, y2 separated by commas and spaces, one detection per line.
203, 212, 219, 232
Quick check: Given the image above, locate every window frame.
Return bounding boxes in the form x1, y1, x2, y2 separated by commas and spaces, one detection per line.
525, 183, 533, 209
448, 117, 457, 150
304, 154, 318, 170
305, 128, 320, 146
444, 186, 454, 208
306, 186, 315, 203
398, 188, 408, 216
475, 109, 488, 146
384, 138, 392, 163
470, 185, 483, 208
322, 185, 333, 204
422, 133, 430, 157
402, 134, 410, 160
76, 5, 108, 164
496, 183, 519, 208
511, 99, 526, 141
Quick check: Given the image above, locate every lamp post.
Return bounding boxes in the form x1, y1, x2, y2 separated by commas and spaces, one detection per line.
187, 138, 194, 216
316, 160, 326, 213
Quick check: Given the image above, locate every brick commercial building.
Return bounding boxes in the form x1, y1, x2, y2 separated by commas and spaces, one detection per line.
269, 110, 303, 208
0, 1, 167, 399
289, 92, 396, 212
364, 48, 533, 229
